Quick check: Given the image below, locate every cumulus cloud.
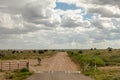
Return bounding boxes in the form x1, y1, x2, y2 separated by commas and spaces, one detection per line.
88, 6, 120, 18
0, 12, 42, 35
0, 0, 120, 49
0, 12, 23, 29
91, 0, 120, 7
57, 0, 120, 18
0, 0, 34, 14
86, 15, 120, 44
60, 10, 90, 27
22, 0, 61, 27
91, 17, 115, 30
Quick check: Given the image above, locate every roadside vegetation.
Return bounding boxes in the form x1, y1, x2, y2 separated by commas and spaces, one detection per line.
67, 48, 120, 80
0, 49, 57, 80
5, 68, 33, 80
0, 50, 57, 60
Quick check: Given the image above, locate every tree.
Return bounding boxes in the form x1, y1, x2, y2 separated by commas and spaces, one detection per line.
91, 48, 93, 50
33, 50, 36, 53
78, 50, 83, 54
94, 48, 97, 50
38, 50, 44, 54
107, 47, 112, 52
12, 51, 16, 54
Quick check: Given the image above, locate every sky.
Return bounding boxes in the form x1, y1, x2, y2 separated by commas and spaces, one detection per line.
0, 0, 120, 49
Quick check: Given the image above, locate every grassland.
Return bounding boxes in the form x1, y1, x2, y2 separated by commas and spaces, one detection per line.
0, 49, 120, 80
67, 49, 120, 80
0, 49, 57, 80
5, 68, 33, 80
0, 49, 57, 60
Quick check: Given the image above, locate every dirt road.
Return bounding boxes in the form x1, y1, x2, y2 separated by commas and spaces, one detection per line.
25, 71, 94, 80
26, 52, 94, 80
29, 52, 78, 72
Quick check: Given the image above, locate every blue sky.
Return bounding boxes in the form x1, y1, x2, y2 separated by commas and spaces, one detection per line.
55, 2, 93, 20
55, 2, 80, 11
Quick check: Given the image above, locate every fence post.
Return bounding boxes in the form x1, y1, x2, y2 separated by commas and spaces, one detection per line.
26, 62, 29, 70
0, 62, 2, 72
9, 62, 11, 71
17, 62, 19, 70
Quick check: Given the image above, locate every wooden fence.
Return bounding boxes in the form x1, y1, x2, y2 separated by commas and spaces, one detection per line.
0, 60, 29, 72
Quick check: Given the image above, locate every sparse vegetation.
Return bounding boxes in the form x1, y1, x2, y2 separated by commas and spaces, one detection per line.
67, 49, 120, 80
38, 50, 44, 54
5, 68, 33, 80
0, 49, 57, 80
78, 50, 83, 54
0, 50, 57, 60
107, 47, 112, 52
1, 49, 120, 80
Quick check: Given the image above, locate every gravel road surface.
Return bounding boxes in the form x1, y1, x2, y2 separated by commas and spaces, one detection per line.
26, 52, 94, 80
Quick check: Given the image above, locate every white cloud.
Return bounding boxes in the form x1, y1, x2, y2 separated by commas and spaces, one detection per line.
0, 0, 120, 49
90, 0, 120, 7
60, 10, 90, 27
22, 0, 60, 27
0, 13, 15, 29
57, 0, 80, 4
88, 5, 120, 18
57, 0, 120, 18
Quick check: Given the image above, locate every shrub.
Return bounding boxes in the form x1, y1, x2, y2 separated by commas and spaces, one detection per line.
103, 76, 120, 80
67, 51, 74, 56
44, 50, 48, 52
93, 56, 105, 66
107, 47, 112, 52
94, 48, 97, 50
5, 73, 15, 79
20, 68, 29, 72
91, 48, 93, 50
38, 50, 44, 54
95, 50, 101, 55
12, 51, 16, 54
78, 50, 83, 54
76, 54, 105, 67
33, 50, 36, 53
5, 68, 32, 80
67, 51, 105, 76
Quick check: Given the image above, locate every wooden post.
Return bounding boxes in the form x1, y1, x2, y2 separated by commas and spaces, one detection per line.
26, 62, 29, 70
9, 62, 11, 71
94, 60, 97, 77
0, 62, 2, 72
17, 62, 19, 70
95, 62, 97, 70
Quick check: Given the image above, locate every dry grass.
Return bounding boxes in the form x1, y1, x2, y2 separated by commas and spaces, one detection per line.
67, 49, 120, 80
0, 50, 57, 80
0, 50, 57, 60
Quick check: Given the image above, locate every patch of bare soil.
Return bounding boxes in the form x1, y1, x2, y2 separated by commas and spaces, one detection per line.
0, 72, 5, 80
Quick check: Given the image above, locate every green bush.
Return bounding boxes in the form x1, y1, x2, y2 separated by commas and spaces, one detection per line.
38, 50, 44, 54
5, 73, 15, 79
20, 68, 29, 72
103, 76, 120, 80
67, 51, 105, 78
95, 50, 101, 55
78, 50, 83, 54
75, 54, 105, 67
5, 68, 32, 80
67, 50, 120, 80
